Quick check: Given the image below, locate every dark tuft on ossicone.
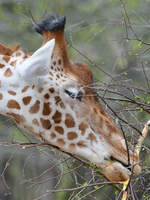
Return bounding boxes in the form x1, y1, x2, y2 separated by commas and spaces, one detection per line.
35, 15, 66, 34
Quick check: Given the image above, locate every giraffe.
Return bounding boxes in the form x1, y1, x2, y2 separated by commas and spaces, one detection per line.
0, 15, 149, 199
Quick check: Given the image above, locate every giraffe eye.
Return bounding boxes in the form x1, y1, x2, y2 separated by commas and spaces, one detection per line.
64, 88, 84, 101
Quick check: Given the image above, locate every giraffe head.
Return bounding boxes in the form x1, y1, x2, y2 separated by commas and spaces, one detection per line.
0, 15, 148, 184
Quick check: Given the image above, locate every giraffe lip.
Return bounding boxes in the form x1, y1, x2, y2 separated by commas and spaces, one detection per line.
109, 156, 132, 171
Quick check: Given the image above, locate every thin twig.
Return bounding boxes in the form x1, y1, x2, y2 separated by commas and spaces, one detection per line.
119, 123, 130, 166
98, 95, 142, 135
141, 61, 150, 90
33, 181, 117, 200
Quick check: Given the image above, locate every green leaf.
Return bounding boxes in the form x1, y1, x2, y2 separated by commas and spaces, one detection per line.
51, 148, 56, 152
137, 41, 142, 47
115, 190, 119, 195
83, 182, 88, 187
89, 163, 94, 168
94, 185, 100, 189
140, 108, 143, 112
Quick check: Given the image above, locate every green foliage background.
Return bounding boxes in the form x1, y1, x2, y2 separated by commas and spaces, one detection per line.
0, 0, 150, 200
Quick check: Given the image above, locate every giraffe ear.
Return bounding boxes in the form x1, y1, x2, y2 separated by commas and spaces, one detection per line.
17, 39, 55, 82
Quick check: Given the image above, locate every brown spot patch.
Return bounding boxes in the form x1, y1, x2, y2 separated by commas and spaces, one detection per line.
40, 118, 51, 129
79, 122, 88, 135
0, 64, 5, 68
52, 110, 62, 123
32, 119, 39, 126
24, 125, 34, 133
7, 100, 20, 110
10, 84, 19, 88
77, 141, 86, 148
49, 88, 55, 93
58, 59, 62, 65
60, 102, 65, 109
51, 66, 54, 70
93, 107, 98, 114
0, 44, 12, 55
55, 126, 64, 135
53, 61, 56, 65
4, 68, 13, 77
22, 96, 32, 105
67, 132, 78, 140
56, 74, 60, 79
22, 85, 30, 93
55, 96, 61, 105
51, 132, 56, 139
29, 100, 40, 113
10, 60, 16, 66
49, 72, 53, 76
3, 55, 10, 63
7, 112, 25, 124
8, 91, 16, 96
65, 114, 75, 128
38, 87, 44, 93
0, 93, 3, 100
57, 138, 65, 146
87, 133, 96, 141
44, 93, 50, 99
32, 84, 35, 89
42, 102, 51, 115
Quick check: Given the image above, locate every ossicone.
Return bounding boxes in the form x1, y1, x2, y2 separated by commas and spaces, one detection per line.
34, 15, 66, 34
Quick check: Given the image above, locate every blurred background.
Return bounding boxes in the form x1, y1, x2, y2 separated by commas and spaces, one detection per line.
0, 0, 150, 199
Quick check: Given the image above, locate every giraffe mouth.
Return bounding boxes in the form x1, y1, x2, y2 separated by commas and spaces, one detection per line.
109, 156, 132, 172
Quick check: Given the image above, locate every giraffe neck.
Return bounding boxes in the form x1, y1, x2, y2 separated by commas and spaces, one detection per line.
43, 31, 70, 68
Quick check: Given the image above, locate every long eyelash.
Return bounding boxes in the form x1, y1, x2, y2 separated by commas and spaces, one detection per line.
64, 89, 76, 99
64, 89, 83, 101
